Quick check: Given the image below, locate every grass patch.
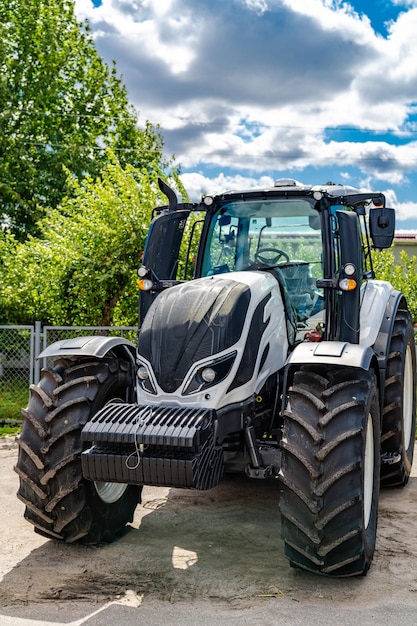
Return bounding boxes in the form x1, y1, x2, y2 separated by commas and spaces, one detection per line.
0, 380, 28, 437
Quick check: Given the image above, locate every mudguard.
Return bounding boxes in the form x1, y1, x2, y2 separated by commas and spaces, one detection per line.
37, 335, 136, 360
370, 289, 407, 368
369, 288, 409, 404
286, 340, 374, 371
360, 280, 399, 348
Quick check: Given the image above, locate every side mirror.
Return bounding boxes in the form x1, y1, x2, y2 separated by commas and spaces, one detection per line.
369, 207, 395, 250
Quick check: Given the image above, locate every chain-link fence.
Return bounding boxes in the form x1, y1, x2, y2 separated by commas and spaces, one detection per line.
0, 325, 35, 425
0, 324, 138, 426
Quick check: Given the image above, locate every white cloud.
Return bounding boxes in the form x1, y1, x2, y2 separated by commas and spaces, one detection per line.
244, 0, 268, 14
354, 8, 417, 105
179, 171, 275, 201
77, 0, 198, 74
391, 0, 417, 6
74, 0, 417, 225
280, 0, 375, 42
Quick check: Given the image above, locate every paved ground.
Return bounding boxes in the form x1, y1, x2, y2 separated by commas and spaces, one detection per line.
1, 437, 417, 625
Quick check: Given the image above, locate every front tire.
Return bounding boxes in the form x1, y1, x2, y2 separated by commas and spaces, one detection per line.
279, 366, 380, 576
380, 309, 417, 487
15, 356, 142, 543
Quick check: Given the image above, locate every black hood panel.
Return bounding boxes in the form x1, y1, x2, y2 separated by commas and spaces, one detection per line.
138, 278, 250, 392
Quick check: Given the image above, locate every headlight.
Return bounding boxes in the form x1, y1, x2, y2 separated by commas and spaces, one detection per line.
183, 352, 237, 396
344, 263, 356, 276
203, 195, 214, 206
201, 367, 216, 383
138, 365, 149, 380
137, 362, 156, 394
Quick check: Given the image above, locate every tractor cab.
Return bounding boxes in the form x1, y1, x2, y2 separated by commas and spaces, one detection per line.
197, 192, 324, 332
138, 178, 395, 346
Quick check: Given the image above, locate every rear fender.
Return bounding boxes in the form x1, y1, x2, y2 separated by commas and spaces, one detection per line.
370, 289, 409, 400
355, 282, 407, 410
360, 280, 398, 348
370, 290, 407, 369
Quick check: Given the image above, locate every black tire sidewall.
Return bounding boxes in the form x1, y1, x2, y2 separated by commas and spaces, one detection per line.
362, 383, 380, 564
380, 311, 417, 486
403, 321, 417, 466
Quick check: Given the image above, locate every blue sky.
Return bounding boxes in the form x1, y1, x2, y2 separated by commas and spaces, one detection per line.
76, 0, 417, 231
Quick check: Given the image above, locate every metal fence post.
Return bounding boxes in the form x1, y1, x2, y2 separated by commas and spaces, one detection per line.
29, 326, 35, 387
34, 321, 42, 385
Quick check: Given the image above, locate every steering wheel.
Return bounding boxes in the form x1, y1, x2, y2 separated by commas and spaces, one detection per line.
254, 247, 290, 265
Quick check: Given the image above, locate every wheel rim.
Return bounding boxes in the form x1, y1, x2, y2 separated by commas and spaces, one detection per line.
364, 413, 374, 530
94, 481, 128, 504
403, 344, 414, 450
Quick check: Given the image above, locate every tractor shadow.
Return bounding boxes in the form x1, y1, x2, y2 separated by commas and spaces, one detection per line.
1, 472, 417, 622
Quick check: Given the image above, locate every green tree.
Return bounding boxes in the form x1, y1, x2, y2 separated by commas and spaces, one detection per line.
0, 0, 165, 238
0, 157, 186, 326
373, 249, 417, 323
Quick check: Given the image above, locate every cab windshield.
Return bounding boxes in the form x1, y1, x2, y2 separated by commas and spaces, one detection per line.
201, 197, 323, 322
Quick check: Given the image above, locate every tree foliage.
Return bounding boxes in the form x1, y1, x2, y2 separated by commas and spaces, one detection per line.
0, 0, 166, 238
0, 158, 186, 326
373, 249, 417, 323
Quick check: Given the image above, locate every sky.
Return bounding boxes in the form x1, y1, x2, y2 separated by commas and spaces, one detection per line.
74, 0, 417, 232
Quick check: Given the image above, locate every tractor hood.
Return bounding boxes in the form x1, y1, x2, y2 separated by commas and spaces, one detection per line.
136, 272, 289, 410
138, 276, 250, 393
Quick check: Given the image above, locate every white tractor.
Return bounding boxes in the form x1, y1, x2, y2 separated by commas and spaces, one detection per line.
16, 178, 416, 576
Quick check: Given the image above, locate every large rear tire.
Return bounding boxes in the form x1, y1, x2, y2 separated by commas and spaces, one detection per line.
380, 309, 417, 487
15, 356, 142, 543
279, 366, 380, 576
